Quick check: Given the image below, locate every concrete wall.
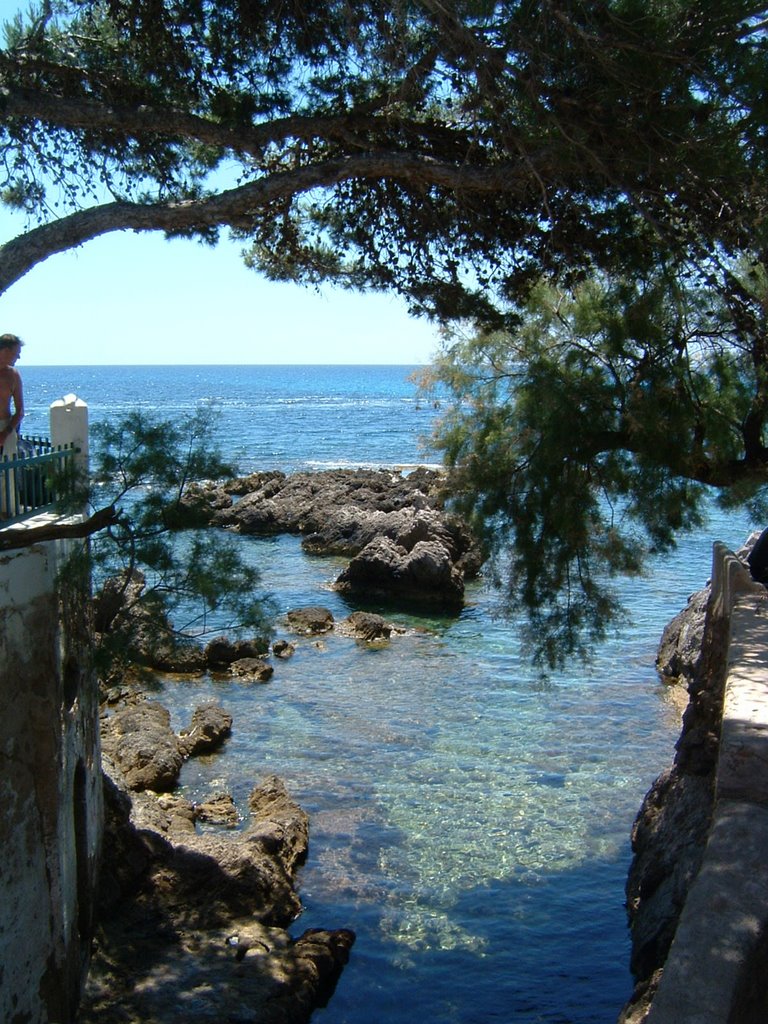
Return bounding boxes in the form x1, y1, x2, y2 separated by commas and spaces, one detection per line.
645, 541, 768, 1023
0, 398, 101, 1024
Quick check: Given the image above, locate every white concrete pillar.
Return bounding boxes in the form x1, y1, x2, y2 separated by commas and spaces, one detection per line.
50, 393, 89, 476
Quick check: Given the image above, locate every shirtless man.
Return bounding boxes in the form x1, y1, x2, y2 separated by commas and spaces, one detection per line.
0, 333, 24, 455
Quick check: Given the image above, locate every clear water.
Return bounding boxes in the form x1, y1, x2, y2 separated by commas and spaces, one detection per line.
23, 365, 756, 1023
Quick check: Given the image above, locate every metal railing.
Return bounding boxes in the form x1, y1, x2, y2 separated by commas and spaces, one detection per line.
0, 435, 79, 525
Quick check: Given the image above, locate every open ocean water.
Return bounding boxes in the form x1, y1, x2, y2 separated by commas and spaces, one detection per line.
24, 365, 756, 1023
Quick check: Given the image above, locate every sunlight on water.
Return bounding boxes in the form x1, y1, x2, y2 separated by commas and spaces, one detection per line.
156, 534, 706, 1023
154, 515, 745, 1023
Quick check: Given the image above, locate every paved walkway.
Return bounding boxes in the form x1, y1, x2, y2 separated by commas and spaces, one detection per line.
646, 545, 768, 1023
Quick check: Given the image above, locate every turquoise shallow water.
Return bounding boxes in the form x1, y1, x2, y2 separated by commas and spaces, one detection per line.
152, 534, 708, 1024
24, 365, 756, 1022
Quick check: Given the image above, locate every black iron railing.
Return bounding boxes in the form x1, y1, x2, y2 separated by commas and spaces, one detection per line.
0, 436, 78, 524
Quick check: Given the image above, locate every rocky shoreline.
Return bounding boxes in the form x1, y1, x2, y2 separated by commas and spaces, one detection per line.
83, 596, 422, 1023
84, 465, 724, 1024
82, 467, 478, 1023
619, 579, 730, 1022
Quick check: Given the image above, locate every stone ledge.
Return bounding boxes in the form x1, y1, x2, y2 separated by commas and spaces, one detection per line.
644, 545, 768, 1023
718, 589, 768, 806
645, 800, 768, 1024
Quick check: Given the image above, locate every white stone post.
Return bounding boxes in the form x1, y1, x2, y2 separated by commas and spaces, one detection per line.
50, 393, 89, 476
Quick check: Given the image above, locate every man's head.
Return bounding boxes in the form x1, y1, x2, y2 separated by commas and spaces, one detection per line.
0, 334, 22, 367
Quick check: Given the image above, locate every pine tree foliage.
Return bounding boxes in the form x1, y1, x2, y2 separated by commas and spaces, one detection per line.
2, 1, 767, 660
0, 1, 765, 318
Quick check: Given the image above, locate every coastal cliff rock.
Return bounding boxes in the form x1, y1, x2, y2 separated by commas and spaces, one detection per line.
655, 586, 709, 685
620, 584, 730, 1023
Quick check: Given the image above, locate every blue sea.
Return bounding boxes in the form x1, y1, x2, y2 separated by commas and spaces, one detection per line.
24, 365, 756, 1023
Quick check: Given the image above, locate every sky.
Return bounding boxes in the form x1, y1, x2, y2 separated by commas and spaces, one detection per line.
0, 207, 442, 367
0, 0, 444, 367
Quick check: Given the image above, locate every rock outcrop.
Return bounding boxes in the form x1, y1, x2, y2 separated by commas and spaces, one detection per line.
185, 467, 483, 609
100, 699, 233, 792
86, 701, 355, 1024
620, 581, 730, 1022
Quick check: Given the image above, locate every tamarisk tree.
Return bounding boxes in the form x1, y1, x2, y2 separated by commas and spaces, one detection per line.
88, 407, 273, 674
420, 260, 768, 663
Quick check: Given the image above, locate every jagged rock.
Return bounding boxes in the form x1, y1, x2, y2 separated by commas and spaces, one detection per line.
337, 610, 393, 641
194, 468, 483, 610
100, 701, 184, 792
81, 765, 355, 1024
229, 656, 274, 682
248, 775, 310, 876
334, 536, 464, 608
289, 928, 357, 1009
177, 704, 233, 757
273, 638, 296, 659
174, 479, 234, 525
153, 792, 198, 834
194, 792, 240, 828
287, 606, 335, 634
655, 586, 710, 684
213, 468, 445, 540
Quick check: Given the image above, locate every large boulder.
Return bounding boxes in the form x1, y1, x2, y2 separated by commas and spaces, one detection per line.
100, 701, 184, 792
334, 536, 465, 609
